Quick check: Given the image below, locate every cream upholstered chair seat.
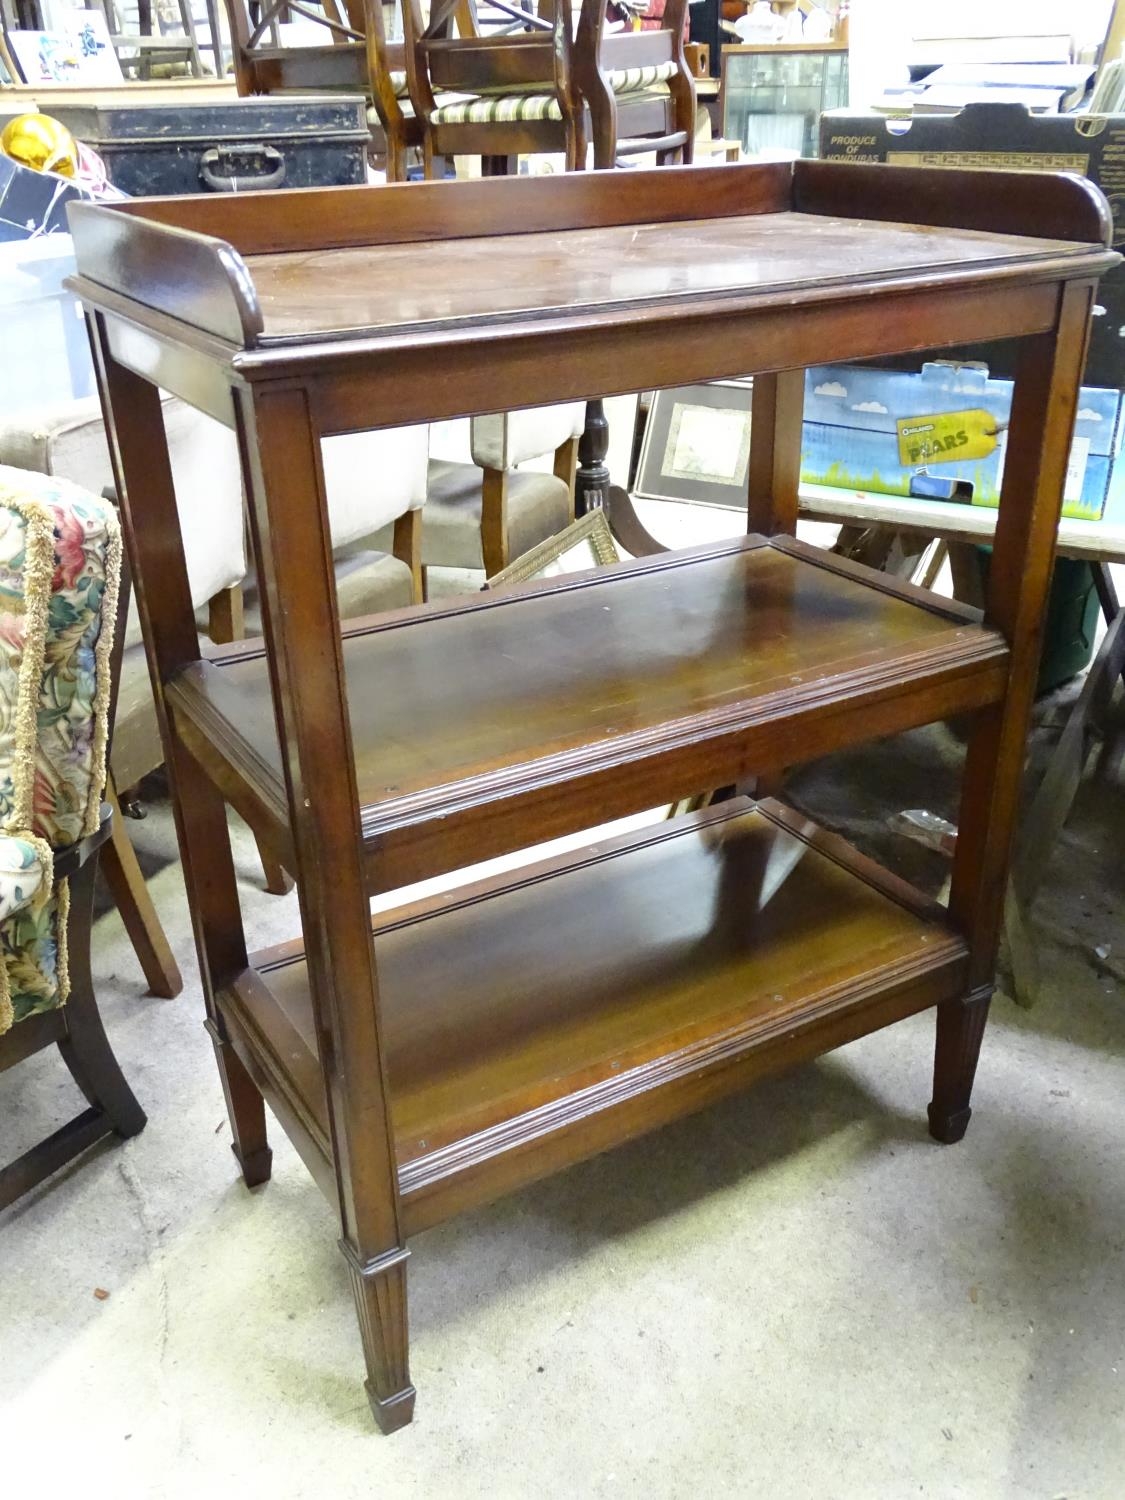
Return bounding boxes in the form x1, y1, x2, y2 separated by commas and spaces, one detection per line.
241, 548, 416, 635
423, 460, 571, 570
421, 403, 584, 581
323, 421, 427, 611
0, 395, 245, 614
0, 402, 428, 788
0, 395, 428, 996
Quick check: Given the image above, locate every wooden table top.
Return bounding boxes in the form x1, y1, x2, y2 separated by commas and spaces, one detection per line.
68, 162, 1117, 371
244, 210, 1090, 342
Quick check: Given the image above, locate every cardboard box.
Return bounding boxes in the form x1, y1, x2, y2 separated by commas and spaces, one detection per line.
0, 232, 95, 410
800, 362, 1125, 523
818, 103, 1125, 389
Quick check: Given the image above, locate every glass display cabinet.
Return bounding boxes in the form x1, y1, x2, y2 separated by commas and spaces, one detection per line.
721, 43, 849, 157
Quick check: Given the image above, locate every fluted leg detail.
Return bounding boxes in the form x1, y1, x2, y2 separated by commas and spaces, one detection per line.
928, 989, 992, 1144
341, 1242, 415, 1433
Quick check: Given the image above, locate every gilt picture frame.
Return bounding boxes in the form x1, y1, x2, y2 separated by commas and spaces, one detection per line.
484, 510, 620, 590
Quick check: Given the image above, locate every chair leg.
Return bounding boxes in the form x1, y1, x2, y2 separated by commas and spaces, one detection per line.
254, 830, 295, 895
590, 99, 617, 170
392, 508, 424, 604
576, 399, 611, 515
57, 852, 147, 1141
564, 119, 585, 172
480, 467, 509, 578
207, 583, 245, 645
101, 778, 184, 999
343, 1244, 416, 1434
947, 540, 986, 609
388, 136, 407, 183
553, 435, 579, 519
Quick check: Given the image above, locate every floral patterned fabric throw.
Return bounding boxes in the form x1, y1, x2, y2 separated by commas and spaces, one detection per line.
0, 466, 120, 1033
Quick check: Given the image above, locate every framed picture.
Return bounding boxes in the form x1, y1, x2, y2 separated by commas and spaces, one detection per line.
634, 381, 754, 510
10, 13, 123, 87
484, 510, 620, 590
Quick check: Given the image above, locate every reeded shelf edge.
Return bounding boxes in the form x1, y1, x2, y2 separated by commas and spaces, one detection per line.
166, 536, 1011, 892
219, 798, 969, 1233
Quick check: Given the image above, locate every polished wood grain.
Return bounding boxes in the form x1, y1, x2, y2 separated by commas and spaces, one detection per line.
101, 779, 183, 1000
932, 278, 1099, 1142
241, 211, 1097, 341
224, 799, 967, 1232
89, 319, 272, 1188
794, 158, 1113, 247
748, 370, 804, 537
167, 534, 1010, 890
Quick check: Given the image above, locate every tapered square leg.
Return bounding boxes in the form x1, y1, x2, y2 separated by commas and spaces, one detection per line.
928, 990, 992, 1144
204, 1018, 272, 1186
342, 1242, 415, 1434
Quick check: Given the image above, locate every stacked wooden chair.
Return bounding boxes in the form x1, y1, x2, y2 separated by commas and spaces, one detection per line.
223, 0, 423, 180
0, 465, 144, 1208
402, 0, 694, 173
222, 0, 694, 177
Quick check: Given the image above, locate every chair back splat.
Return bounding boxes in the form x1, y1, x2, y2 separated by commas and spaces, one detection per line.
222, 0, 423, 180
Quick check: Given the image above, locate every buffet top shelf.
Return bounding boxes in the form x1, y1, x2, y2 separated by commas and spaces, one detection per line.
67, 160, 1116, 361
241, 210, 1085, 343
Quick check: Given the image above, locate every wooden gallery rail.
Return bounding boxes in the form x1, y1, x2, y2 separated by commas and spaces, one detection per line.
68, 161, 1116, 1433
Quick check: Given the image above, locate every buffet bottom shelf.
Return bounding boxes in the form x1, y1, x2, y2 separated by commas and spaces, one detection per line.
220, 799, 968, 1234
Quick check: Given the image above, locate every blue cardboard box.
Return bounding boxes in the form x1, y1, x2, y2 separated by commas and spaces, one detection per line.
800, 362, 1125, 524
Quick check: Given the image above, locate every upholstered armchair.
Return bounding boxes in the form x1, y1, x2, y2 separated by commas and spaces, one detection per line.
0, 465, 144, 1208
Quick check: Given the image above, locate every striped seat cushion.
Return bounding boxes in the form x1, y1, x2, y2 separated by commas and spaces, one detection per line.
368, 100, 417, 128
605, 60, 678, 92
428, 62, 680, 127
430, 92, 564, 125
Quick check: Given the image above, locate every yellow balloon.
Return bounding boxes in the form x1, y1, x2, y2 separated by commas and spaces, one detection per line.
0, 113, 79, 178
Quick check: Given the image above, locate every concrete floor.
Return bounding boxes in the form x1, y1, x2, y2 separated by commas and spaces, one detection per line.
1, 525, 1123, 1499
